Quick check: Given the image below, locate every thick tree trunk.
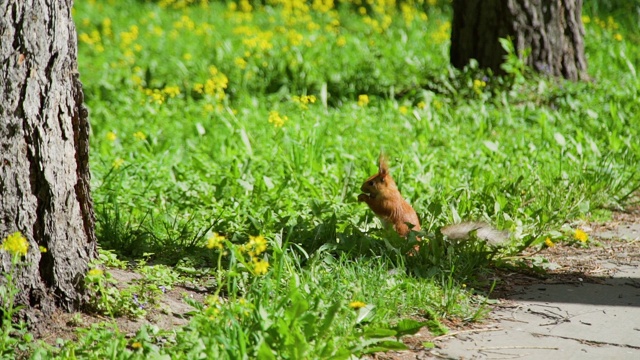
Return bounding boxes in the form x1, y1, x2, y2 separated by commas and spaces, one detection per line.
0, 0, 96, 323
450, 0, 587, 80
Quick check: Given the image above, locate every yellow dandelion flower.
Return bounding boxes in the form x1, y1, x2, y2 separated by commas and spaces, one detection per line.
399, 106, 409, 115
401, 4, 415, 25
252, 259, 269, 275
206, 233, 225, 250
205, 295, 220, 306
123, 49, 135, 61
131, 75, 143, 87
292, 95, 316, 109
88, 268, 104, 277
287, 30, 304, 46
145, 89, 164, 104
183, 53, 192, 61
112, 158, 125, 169
78, 33, 93, 45
163, 85, 180, 98
2, 232, 29, 256
582, 15, 590, 24
206, 307, 221, 320
614, 33, 623, 41
203, 103, 215, 112
268, 111, 288, 128
239, 0, 252, 12
39, 246, 47, 253
336, 36, 347, 47
473, 79, 487, 95
119, 25, 139, 47
133, 131, 146, 141
152, 26, 163, 36
234, 57, 247, 70
349, 301, 366, 309
357, 94, 369, 107
544, 237, 555, 248
248, 235, 268, 255
473, 79, 486, 88
131, 342, 143, 350
574, 229, 588, 243
106, 131, 117, 142
432, 21, 451, 44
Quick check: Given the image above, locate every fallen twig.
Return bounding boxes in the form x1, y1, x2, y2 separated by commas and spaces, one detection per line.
477, 345, 559, 350
532, 333, 640, 349
432, 327, 502, 341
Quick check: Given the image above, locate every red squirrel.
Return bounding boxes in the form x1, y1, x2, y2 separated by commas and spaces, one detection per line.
358, 154, 507, 244
357, 154, 420, 237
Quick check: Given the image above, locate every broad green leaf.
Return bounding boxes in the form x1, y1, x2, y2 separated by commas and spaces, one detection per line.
363, 340, 409, 354
356, 304, 376, 324
318, 301, 341, 336
393, 319, 427, 337
363, 328, 397, 338
257, 341, 276, 360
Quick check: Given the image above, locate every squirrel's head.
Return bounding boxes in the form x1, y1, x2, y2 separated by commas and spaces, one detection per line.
360, 153, 397, 197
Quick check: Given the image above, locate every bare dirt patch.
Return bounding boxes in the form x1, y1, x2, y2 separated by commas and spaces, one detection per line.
34, 268, 208, 344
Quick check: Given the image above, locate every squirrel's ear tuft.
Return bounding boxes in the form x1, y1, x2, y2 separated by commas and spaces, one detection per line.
378, 152, 389, 175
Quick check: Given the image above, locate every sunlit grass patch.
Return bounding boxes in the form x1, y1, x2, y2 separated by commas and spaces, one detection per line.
31, 0, 640, 357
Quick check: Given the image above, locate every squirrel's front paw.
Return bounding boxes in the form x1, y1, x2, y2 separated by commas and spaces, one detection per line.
357, 193, 369, 202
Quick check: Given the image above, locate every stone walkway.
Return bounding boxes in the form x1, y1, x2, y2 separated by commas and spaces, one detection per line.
432, 219, 640, 359
435, 264, 640, 359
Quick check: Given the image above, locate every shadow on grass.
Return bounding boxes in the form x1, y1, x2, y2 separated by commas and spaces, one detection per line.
96, 204, 640, 308
280, 215, 500, 282
94, 202, 219, 265
95, 204, 500, 282
293, 216, 640, 309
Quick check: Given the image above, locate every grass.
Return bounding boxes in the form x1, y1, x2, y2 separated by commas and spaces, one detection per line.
2, 0, 640, 358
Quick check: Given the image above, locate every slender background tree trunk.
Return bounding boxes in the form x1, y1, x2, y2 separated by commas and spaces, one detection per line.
0, 0, 96, 323
450, 0, 587, 80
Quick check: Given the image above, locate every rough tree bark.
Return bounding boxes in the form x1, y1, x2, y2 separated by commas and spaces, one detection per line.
0, 0, 96, 323
450, 0, 588, 80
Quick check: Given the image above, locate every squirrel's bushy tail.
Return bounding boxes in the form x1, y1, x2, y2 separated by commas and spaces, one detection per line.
440, 221, 508, 245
